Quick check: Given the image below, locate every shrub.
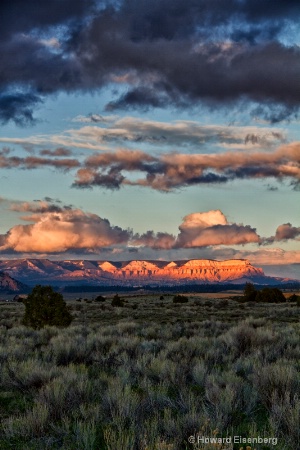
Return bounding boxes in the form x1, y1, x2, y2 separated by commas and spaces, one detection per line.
288, 293, 300, 304
243, 282, 257, 302
173, 295, 188, 303
111, 294, 124, 307
22, 285, 73, 329
243, 283, 286, 303
94, 295, 106, 302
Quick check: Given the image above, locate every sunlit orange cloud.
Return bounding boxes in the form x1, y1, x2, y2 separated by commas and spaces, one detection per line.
0, 209, 130, 253
0, 206, 298, 256
131, 210, 260, 248
175, 211, 260, 247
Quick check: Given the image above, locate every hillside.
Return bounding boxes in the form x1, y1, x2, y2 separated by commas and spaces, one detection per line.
0, 258, 284, 287
0, 271, 28, 293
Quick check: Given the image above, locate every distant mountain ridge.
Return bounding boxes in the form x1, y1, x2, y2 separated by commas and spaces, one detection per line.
0, 258, 290, 287
0, 271, 28, 293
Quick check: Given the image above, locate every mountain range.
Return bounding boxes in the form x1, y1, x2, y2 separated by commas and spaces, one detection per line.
0, 271, 28, 293
0, 258, 292, 288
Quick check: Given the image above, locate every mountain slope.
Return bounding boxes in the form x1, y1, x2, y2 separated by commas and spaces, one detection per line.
0, 258, 283, 286
0, 271, 28, 292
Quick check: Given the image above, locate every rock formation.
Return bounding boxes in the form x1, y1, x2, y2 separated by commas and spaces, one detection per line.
0, 258, 266, 286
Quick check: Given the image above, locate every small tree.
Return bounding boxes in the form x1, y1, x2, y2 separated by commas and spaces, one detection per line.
111, 294, 124, 307
22, 285, 73, 329
243, 282, 257, 301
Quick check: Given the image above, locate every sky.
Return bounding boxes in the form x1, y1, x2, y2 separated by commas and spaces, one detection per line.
0, 0, 300, 276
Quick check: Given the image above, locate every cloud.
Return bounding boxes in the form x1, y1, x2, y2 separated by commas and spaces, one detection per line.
0, 92, 42, 126
9, 200, 72, 217
0, 153, 80, 170
73, 142, 300, 191
131, 210, 260, 249
68, 117, 286, 149
264, 222, 300, 244
76, 20, 300, 120
131, 231, 176, 249
71, 114, 118, 124
224, 248, 300, 266
0, 209, 131, 253
39, 148, 72, 157
0, 0, 95, 39
274, 223, 300, 241
1, 1, 300, 123
175, 211, 260, 247
0, 117, 285, 152
0, 205, 299, 256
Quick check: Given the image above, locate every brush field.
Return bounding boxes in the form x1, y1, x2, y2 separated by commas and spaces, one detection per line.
0, 293, 299, 449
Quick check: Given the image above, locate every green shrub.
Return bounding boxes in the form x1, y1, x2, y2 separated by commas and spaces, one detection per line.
22, 285, 73, 329
111, 294, 124, 307
173, 294, 188, 303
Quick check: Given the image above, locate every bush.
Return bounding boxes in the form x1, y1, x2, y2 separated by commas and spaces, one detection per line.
256, 287, 286, 303
243, 283, 286, 303
94, 295, 106, 302
111, 294, 124, 307
173, 294, 188, 303
288, 293, 300, 304
22, 285, 73, 329
243, 282, 257, 302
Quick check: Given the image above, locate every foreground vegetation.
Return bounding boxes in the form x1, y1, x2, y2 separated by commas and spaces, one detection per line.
0, 293, 299, 449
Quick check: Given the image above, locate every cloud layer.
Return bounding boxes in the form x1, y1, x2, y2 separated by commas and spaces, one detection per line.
0, 116, 286, 153
1, 203, 299, 258
1, 137, 299, 192
74, 142, 300, 191
1, 1, 300, 124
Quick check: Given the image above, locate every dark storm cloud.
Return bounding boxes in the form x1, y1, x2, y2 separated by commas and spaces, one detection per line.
1, 0, 300, 124
0, 92, 42, 126
120, 0, 300, 42
0, 0, 96, 38
105, 87, 173, 111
